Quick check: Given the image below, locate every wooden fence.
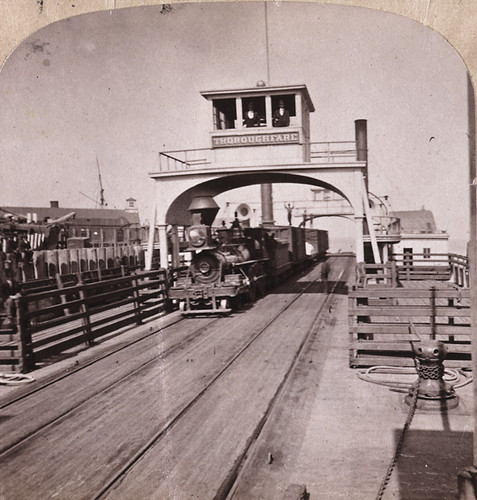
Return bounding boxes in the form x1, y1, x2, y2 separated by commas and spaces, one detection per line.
0, 268, 170, 373
356, 253, 469, 288
348, 285, 470, 368
17, 266, 136, 296
356, 261, 397, 288
392, 252, 457, 282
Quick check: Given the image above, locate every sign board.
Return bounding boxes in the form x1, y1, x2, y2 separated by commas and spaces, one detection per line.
212, 131, 300, 148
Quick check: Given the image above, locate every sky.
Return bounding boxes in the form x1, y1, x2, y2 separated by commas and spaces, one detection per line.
0, 2, 470, 252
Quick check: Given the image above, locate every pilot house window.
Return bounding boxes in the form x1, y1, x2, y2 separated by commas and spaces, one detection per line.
213, 98, 236, 130
271, 94, 296, 119
242, 97, 266, 127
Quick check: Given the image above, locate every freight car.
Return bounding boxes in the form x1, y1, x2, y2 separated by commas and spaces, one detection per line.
169, 217, 328, 315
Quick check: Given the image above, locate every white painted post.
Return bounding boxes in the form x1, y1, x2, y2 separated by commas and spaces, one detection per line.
236, 97, 243, 128
265, 95, 272, 127
355, 216, 365, 263
158, 224, 169, 270
145, 204, 156, 271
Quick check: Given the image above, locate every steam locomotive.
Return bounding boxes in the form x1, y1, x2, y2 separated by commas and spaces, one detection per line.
169, 217, 328, 315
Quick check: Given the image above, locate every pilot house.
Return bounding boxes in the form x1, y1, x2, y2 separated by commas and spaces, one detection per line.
201, 84, 315, 163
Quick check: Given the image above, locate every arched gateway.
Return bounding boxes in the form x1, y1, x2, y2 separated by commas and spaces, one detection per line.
147, 84, 393, 269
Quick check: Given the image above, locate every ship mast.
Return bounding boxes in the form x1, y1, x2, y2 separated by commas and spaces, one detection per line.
96, 155, 106, 208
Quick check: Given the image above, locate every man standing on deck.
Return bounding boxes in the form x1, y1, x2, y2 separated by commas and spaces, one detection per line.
321, 260, 331, 293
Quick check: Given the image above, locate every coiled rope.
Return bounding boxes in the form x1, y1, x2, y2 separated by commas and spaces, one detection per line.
0, 373, 35, 385
357, 365, 472, 393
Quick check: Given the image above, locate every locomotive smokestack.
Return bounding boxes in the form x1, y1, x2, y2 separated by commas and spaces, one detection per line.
188, 196, 219, 226
261, 184, 274, 226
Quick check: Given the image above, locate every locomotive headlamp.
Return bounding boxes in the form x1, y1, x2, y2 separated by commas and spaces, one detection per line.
188, 226, 207, 247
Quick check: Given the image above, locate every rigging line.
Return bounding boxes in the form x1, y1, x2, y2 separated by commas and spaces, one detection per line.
264, 2, 271, 84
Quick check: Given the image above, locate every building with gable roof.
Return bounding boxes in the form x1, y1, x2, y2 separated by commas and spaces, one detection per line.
390, 208, 449, 261
1, 199, 142, 248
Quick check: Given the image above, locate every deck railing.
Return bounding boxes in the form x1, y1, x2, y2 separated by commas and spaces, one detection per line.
0, 268, 172, 373
158, 140, 360, 173
309, 141, 358, 161
159, 148, 213, 172
355, 253, 469, 288
392, 252, 469, 284
366, 215, 401, 236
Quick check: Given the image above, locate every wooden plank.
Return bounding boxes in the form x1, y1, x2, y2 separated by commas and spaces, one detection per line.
349, 355, 471, 369
350, 324, 470, 334
354, 335, 470, 344
0, 349, 20, 358
349, 289, 469, 299
349, 306, 470, 316
28, 311, 87, 334
88, 308, 136, 330
32, 323, 86, 349
350, 341, 471, 353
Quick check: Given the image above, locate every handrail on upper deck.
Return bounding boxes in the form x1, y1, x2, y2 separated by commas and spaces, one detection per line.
158, 140, 361, 173
309, 141, 359, 160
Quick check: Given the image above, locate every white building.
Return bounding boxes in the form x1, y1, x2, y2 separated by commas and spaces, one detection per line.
391, 209, 449, 264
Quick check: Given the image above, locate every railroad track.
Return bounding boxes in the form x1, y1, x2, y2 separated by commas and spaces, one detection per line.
0, 257, 351, 500
0, 314, 222, 453
226, 263, 351, 499
96, 259, 350, 500
223, 267, 347, 500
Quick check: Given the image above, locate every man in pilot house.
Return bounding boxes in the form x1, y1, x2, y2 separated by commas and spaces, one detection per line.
243, 102, 261, 127
273, 99, 290, 127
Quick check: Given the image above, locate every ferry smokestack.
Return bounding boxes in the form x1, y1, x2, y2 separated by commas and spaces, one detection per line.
355, 119, 367, 162
261, 183, 274, 226
355, 119, 368, 189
